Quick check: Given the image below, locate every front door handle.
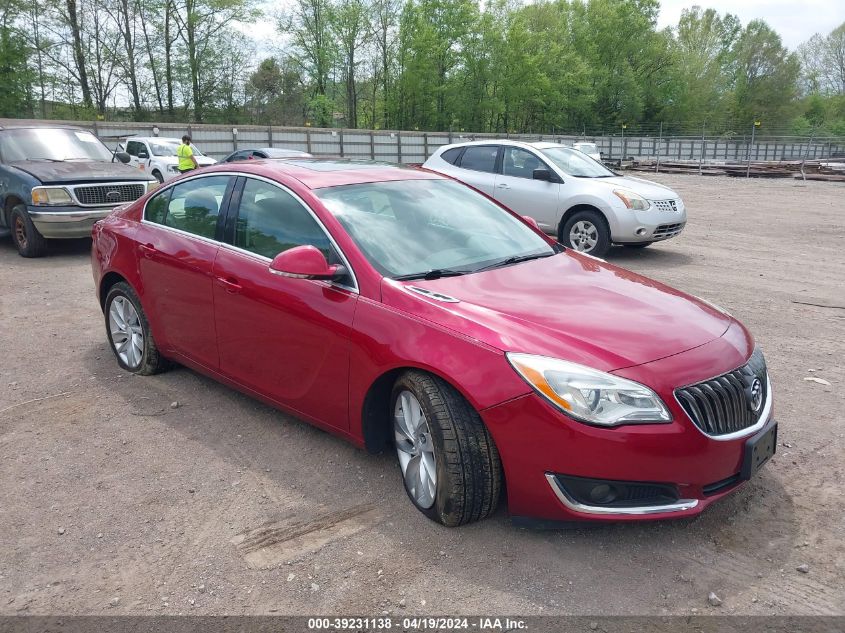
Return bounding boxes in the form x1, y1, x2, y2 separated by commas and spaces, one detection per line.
216, 276, 242, 293
140, 243, 156, 259
496, 183, 510, 189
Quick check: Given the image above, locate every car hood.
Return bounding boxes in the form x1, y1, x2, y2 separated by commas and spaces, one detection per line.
588, 175, 678, 199
10, 160, 153, 184
381, 251, 733, 372
155, 156, 216, 165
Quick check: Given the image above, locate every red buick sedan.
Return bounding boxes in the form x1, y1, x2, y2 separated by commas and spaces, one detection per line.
91, 159, 776, 526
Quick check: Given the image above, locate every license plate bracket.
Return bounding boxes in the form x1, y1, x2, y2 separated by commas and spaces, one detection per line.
741, 421, 777, 481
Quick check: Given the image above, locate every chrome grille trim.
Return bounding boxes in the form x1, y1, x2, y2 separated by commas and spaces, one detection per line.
675, 350, 771, 440
653, 222, 685, 239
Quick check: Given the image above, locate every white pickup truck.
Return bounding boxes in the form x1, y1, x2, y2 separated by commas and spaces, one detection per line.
118, 136, 216, 183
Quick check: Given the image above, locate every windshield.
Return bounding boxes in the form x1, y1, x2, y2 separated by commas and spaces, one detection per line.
541, 146, 614, 178
315, 179, 555, 278
576, 143, 598, 153
149, 141, 204, 157
0, 128, 113, 162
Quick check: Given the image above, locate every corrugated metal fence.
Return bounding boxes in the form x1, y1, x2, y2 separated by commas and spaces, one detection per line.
3, 118, 843, 162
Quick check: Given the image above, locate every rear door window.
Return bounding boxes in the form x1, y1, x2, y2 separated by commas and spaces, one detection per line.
458, 146, 499, 173
441, 147, 463, 165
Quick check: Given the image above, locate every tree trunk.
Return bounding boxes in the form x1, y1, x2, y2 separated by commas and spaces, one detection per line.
66, 0, 92, 108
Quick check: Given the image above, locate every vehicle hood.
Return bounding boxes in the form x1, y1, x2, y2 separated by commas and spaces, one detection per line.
9, 160, 153, 184
154, 155, 216, 166
588, 175, 678, 199
381, 251, 733, 372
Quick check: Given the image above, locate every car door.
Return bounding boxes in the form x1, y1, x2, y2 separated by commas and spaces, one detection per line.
212, 176, 358, 431
493, 146, 561, 233
452, 145, 500, 196
135, 174, 234, 370
136, 141, 152, 175
125, 140, 141, 169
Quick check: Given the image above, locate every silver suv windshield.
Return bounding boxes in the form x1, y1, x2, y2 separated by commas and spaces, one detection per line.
0, 128, 113, 162
315, 179, 555, 279
541, 146, 614, 178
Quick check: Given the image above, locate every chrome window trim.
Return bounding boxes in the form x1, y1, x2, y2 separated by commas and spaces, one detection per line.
675, 372, 772, 442
140, 170, 359, 294
545, 474, 699, 516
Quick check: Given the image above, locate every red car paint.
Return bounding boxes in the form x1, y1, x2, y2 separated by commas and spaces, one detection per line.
91, 160, 773, 523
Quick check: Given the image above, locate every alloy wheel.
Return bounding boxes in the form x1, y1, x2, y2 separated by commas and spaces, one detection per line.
394, 390, 437, 509
109, 296, 144, 369
569, 220, 598, 252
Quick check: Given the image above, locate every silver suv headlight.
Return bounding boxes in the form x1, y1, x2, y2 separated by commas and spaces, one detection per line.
507, 353, 672, 426
612, 189, 651, 211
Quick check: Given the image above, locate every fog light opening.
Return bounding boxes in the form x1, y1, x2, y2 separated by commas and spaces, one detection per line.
589, 483, 618, 505
635, 227, 647, 236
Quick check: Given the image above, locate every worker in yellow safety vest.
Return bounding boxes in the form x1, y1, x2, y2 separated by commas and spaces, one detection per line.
177, 135, 199, 173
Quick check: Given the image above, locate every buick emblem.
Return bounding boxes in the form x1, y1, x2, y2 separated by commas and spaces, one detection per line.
748, 378, 763, 412
106, 190, 121, 201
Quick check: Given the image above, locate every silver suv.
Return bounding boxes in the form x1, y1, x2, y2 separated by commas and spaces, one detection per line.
423, 140, 686, 257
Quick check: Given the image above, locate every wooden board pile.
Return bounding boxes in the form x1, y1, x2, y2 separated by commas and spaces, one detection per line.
626, 158, 845, 181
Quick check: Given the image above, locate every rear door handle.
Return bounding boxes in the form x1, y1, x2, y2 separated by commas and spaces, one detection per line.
216, 276, 242, 293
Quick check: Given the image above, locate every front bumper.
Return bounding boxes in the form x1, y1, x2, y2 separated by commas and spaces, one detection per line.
482, 334, 774, 523
27, 205, 115, 239
608, 200, 687, 244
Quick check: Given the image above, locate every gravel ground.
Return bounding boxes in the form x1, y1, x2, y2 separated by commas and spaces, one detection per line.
0, 173, 843, 616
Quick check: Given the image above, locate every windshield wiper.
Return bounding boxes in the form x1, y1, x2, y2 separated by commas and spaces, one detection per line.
392, 268, 470, 281
474, 252, 555, 273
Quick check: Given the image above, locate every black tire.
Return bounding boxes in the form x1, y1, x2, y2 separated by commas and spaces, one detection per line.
104, 282, 169, 375
622, 242, 653, 249
560, 209, 610, 257
10, 204, 47, 258
152, 170, 164, 184
391, 371, 502, 527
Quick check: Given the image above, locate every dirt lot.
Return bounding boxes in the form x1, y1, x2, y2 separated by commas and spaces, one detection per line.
0, 174, 843, 617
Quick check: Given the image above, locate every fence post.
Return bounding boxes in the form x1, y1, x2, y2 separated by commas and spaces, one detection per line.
423, 132, 429, 158
268, 126, 273, 148
699, 122, 706, 176
232, 127, 238, 152
370, 130, 375, 159
655, 122, 662, 173
397, 131, 402, 163
608, 136, 613, 161
339, 129, 345, 157
746, 123, 756, 178
306, 128, 312, 154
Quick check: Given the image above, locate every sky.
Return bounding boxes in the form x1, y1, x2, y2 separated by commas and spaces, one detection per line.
655, 0, 845, 49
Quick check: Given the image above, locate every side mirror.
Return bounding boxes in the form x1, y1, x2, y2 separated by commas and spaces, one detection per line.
114, 151, 131, 164
522, 215, 540, 230
532, 168, 553, 181
269, 245, 343, 280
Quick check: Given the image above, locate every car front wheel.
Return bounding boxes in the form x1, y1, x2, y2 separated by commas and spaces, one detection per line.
104, 282, 168, 375
10, 204, 47, 258
391, 371, 502, 526
561, 209, 610, 257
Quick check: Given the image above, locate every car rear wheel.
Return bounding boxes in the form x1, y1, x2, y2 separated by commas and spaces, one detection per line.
391, 371, 502, 526
104, 282, 168, 375
561, 209, 610, 257
10, 205, 47, 258
623, 242, 653, 249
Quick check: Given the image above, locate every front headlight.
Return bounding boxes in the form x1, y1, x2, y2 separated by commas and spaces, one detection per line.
612, 189, 651, 211
168, 165, 180, 172
31, 186, 73, 206
146, 181, 159, 193
507, 353, 672, 426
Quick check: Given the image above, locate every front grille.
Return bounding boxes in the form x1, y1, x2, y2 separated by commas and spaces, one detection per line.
653, 222, 685, 239
675, 349, 768, 437
651, 199, 680, 212
72, 183, 145, 206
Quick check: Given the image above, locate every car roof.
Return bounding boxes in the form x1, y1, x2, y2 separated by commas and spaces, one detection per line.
203, 158, 443, 189
437, 138, 567, 152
